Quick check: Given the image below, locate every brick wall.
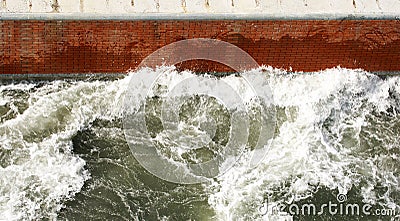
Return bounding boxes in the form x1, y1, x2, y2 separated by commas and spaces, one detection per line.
1, 19, 400, 74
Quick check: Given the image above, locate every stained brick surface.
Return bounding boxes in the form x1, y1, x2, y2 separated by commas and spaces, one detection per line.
1, 20, 400, 74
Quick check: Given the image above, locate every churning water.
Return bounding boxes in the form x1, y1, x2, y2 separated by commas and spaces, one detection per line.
0, 67, 399, 220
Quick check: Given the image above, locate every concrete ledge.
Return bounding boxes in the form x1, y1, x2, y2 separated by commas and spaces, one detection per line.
0, 73, 126, 82
2, 0, 400, 15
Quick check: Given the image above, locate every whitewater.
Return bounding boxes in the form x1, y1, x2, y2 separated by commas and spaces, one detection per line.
0, 67, 398, 220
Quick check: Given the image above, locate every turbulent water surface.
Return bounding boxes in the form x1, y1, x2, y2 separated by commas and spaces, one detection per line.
0, 67, 399, 220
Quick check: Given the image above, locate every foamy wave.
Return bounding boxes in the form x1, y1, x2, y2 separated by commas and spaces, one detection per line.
208, 67, 400, 220
0, 67, 399, 220
0, 76, 132, 220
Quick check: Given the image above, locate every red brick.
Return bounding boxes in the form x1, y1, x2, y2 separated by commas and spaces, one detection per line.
0, 20, 400, 74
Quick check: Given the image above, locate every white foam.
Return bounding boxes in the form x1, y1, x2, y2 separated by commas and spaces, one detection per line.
0, 67, 399, 220
0, 76, 132, 220
207, 67, 400, 220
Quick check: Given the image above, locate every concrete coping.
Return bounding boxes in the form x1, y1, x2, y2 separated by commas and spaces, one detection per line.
1, 12, 400, 20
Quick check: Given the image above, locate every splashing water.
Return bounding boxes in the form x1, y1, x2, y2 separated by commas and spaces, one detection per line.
0, 67, 398, 220
208, 68, 400, 220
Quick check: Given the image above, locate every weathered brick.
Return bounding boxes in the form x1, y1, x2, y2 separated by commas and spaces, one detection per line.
0, 20, 400, 74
